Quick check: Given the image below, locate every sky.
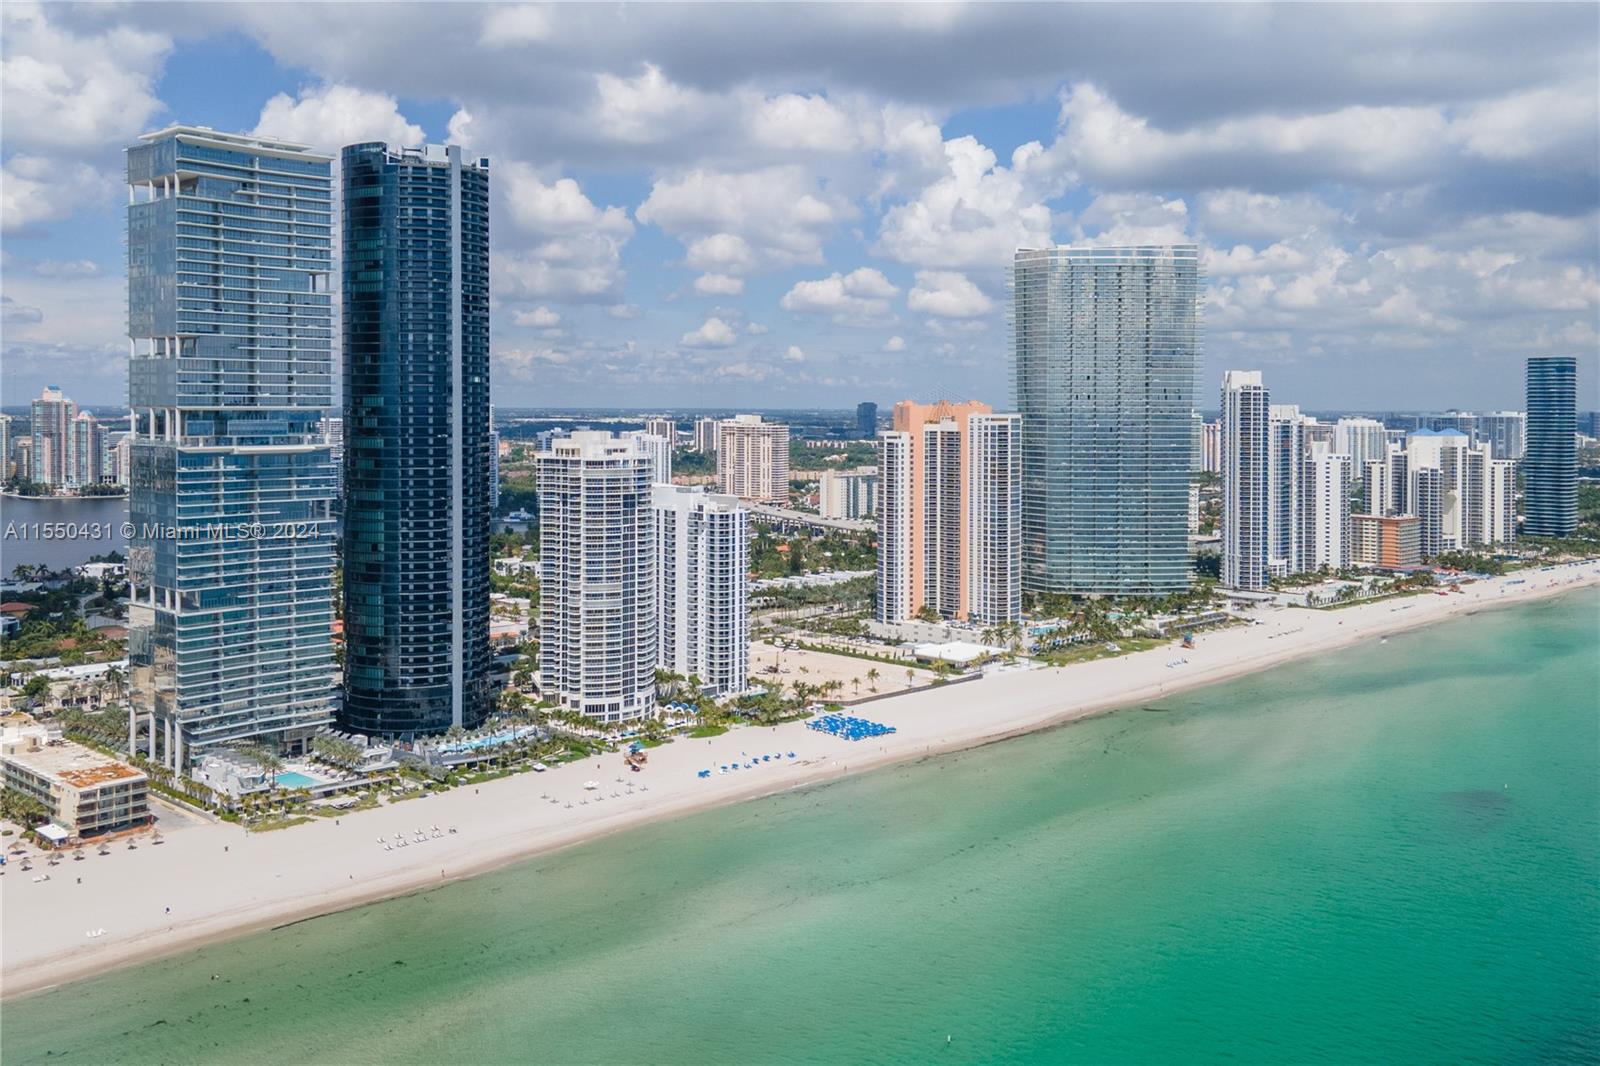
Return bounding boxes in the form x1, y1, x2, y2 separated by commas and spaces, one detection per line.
2, 1, 1597, 413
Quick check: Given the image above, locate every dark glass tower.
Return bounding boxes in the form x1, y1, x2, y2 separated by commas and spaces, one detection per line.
1523, 356, 1577, 537
341, 142, 492, 735
855, 401, 878, 440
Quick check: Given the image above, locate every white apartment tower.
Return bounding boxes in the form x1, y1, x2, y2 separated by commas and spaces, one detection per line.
877, 432, 914, 624
645, 418, 676, 444
653, 485, 749, 697
693, 417, 720, 454
967, 414, 1022, 625
1487, 458, 1517, 545
1221, 371, 1271, 590
536, 432, 657, 723
1302, 444, 1353, 570
624, 430, 674, 484
1268, 405, 1307, 576
717, 414, 790, 503
1334, 417, 1388, 483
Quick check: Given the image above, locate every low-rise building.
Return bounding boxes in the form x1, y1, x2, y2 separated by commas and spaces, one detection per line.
0, 717, 149, 843
1351, 513, 1422, 570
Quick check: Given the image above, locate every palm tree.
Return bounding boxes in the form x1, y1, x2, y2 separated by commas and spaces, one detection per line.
866, 667, 880, 693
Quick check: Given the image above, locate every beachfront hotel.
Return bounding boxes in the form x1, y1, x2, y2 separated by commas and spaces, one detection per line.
1221, 371, 1271, 590
1524, 355, 1578, 537
339, 142, 493, 736
124, 126, 337, 768
1350, 513, 1422, 570
536, 432, 658, 723
716, 414, 790, 503
875, 401, 1021, 623
1, 718, 150, 845
1013, 245, 1199, 596
653, 484, 750, 697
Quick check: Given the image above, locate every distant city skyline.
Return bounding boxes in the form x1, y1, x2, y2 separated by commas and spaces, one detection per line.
2, 4, 1596, 411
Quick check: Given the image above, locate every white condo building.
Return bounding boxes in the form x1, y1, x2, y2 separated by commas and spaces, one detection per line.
1404, 429, 1486, 551
1487, 458, 1517, 545
967, 414, 1022, 624
653, 485, 749, 697
717, 414, 790, 502
537, 432, 657, 723
877, 432, 914, 624
645, 418, 676, 444
1334, 417, 1388, 482
624, 430, 673, 484
1268, 404, 1307, 576
693, 417, 720, 454
818, 466, 878, 520
1302, 444, 1353, 570
1221, 371, 1271, 590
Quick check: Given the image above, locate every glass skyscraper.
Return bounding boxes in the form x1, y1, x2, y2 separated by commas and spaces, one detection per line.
341, 142, 492, 736
125, 126, 337, 768
1013, 246, 1200, 596
1524, 355, 1577, 537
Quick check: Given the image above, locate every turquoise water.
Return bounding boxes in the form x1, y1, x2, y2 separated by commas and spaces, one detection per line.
5, 590, 1598, 1064
274, 772, 317, 790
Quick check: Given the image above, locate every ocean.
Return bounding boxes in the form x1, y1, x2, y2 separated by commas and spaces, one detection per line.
4, 589, 1597, 1064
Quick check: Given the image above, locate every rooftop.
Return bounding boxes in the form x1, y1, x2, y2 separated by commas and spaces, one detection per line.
1, 738, 145, 790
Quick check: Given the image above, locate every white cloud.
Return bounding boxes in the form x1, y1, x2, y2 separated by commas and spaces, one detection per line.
31, 259, 101, 279
252, 84, 423, 150
1450, 82, 1599, 165
0, 3, 170, 155
780, 268, 899, 326
693, 273, 745, 296
876, 133, 1062, 269
680, 316, 739, 349
501, 165, 633, 238
746, 322, 769, 335
594, 63, 714, 146
749, 93, 860, 152
882, 335, 906, 352
639, 166, 852, 270
1, 157, 112, 233
481, 4, 552, 46
907, 270, 994, 317
512, 306, 561, 328
785, 345, 807, 363
1073, 192, 1192, 247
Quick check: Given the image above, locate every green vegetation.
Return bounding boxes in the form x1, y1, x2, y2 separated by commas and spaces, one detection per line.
750, 527, 875, 578
1035, 636, 1164, 666
672, 448, 716, 475
1433, 550, 1508, 575
788, 441, 877, 471
687, 723, 728, 738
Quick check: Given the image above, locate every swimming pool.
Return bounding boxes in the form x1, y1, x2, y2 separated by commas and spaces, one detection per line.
276, 771, 319, 790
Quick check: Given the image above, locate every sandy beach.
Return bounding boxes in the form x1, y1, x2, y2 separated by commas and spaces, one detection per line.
4, 562, 1596, 999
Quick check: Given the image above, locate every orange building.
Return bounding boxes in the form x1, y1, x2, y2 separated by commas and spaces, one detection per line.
883, 399, 992, 620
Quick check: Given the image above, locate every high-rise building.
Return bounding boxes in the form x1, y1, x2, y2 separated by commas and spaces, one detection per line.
1334, 417, 1387, 483
1267, 405, 1307, 576
1302, 445, 1352, 570
645, 417, 676, 444
876, 400, 990, 621
1405, 429, 1487, 551
653, 484, 749, 697
856, 401, 878, 440
625, 431, 673, 484
106, 432, 131, 487
1409, 466, 1444, 557
1524, 356, 1577, 537
1476, 411, 1525, 461
717, 414, 789, 502
693, 417, 720, 454
1487, 458, 1517, 546
537, 433, 657, 723
1221, 371, 1271, 590
1200, 420, 1222, 474
321, 415, 344, 500
0, 414, 13, 480
967, 413, 1022, 624
1362, 458, 1391, 516
818, 467, 878, 520
340, 141, 492, 737
1013, 245, 1199, 595
28, 386, 76, 487
125, 126, 337, 767
488, 419, 501, 512
877, 432, 913, 624
69, 411, 105, 487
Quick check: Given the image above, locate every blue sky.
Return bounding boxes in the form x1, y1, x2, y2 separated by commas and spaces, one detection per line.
3, 2, 1597, 412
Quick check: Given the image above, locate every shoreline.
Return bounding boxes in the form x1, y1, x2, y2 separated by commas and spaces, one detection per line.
3, 563, 1596, 1000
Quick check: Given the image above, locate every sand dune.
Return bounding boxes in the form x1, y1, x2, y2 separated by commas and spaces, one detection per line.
3, 562, 1595, 999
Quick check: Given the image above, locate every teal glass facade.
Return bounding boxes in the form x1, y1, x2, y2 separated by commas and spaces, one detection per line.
341, 143, 492, 736
1013, 246, 1199, 596
124, 127, 337, 768
1523, 356, 1577, 537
